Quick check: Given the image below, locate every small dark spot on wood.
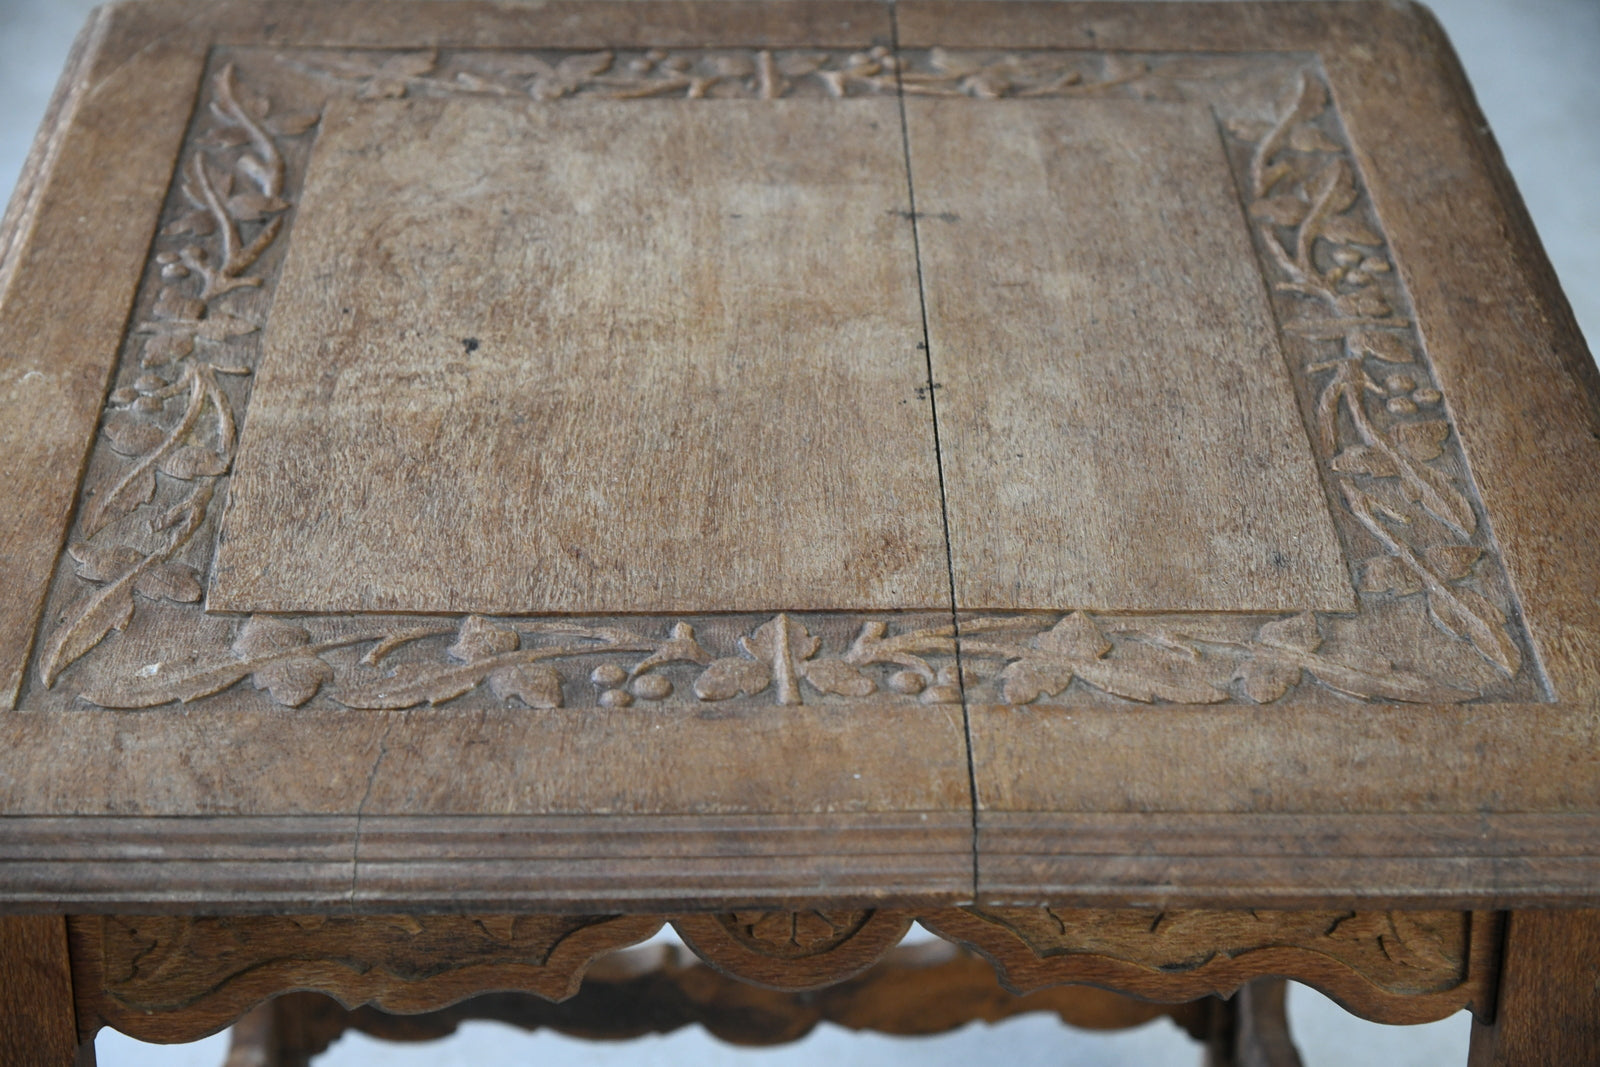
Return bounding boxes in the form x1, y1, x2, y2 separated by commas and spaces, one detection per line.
1270, 551, 1289, 569
462, 338, 480, 353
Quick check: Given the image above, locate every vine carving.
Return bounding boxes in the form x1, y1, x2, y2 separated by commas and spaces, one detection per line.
26, 50, 1540, 712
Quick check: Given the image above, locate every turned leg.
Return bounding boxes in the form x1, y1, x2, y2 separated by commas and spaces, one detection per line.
224, 994, 351, 1067
1468, 909, 1600, 1066
1205, 979, 1304, 1067
0, 915, 94, 1066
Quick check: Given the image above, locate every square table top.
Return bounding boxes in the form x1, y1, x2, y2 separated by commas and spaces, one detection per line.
1, 0, 1597, 914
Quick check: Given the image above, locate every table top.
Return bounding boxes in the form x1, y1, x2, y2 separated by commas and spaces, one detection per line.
1, 0, 1596, 915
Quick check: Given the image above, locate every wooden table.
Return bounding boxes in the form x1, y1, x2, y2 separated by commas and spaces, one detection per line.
2, 2, 1597, 1064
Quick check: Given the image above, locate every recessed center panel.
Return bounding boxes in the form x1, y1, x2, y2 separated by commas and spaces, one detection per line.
211, 97, 948, 614
907, 99, 1356, 612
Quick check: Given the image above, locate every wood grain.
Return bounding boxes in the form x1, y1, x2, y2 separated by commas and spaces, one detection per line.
213, 96, 946, 615
674, 909, 912, 991
0, 27, 1594, 1067
74, 913, 663, 1045
1467, 909, 1600, 1066
0, 813, 972, 913
908, 96, 1352, 614
1207, 979, 1304, 1067
215, 943, 1211, 1060
977, 810, 1600, 909
16, 44, 1539, 720
923, 906, 1499, 1027
64, 906, 1483, 1046
0, 915, 87, 1066
0, 11, 206, 709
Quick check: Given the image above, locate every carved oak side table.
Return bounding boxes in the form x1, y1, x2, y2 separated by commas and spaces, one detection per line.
2, 2, 1597, 1065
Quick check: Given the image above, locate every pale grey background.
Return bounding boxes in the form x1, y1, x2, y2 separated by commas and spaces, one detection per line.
3, 0, 1595, 1064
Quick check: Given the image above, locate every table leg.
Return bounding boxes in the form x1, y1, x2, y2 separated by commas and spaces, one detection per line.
1203, 980, 1304, 1067
1468, 910, 1600, 1066
0, 915, 94, 1066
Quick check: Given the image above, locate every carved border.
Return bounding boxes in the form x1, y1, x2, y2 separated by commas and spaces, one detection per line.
920, 906, 1502, 1027
22, 47, 1543, 712
674, 909, 914, 991
72, 905, 1495, 1044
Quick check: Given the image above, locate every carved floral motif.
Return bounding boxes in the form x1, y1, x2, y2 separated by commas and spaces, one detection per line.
1234, 76, 1524, 680
28, 50, 1541, 711
719, 910, 874, 958
919, 906, 1498, 1024
92, 913, 665, 1036
83, 907, 1493, 1042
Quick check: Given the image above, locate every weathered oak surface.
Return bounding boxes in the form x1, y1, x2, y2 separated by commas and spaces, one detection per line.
67, 906, 1490, 1046
1468, 909, 1600, 1066
215, 97, 946, 615
910, 97, 1352, 613
2, 1, 1599, 1062
2, 1, 1592, 915
0, 915, 86, 1066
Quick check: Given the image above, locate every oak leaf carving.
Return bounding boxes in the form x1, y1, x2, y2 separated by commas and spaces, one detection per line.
744, 615, 877, 702
1225, 117, 1273, 142
164, 209, 217, 238
1000, 613, 1227, 705
1425, 585, 1520, 676
1233, 612, 1475, 704
101, 414, 165, 457
225, 192, 290, 221
1347, 331, 1413, 363
1287, 123, 1341, 153
264, 111, 321, 137
693, 657, 772, 701
528, 52, 615, 100
153, 287, 206, 321
1335, 290, 1391, 318
345, 661, 482, 708
1320, 362, 1476, 537
358, 52, 438, 98
629, 621, 714, 676
48, 489, 228, 696
442, 617, 566, 707
1320, 214, 1383, 247
141, 334, 195, 368
1395, 421, 1451, 463
487, 664, 564, 708
232, 617, 333, 707
1234, 656, 1303, 704
67, 543, 202, 604
448, 615, 520, 663
1359, 556, 1423, 596
1250, 195, 1308, 227
1312, 159, 1360, 216
800, 658, 878, 698
1331, 445, 1400, 479
158, 445, 230, 480
741, 614, 820, 667
1232, 613, 1320, 703
1426, 545, 1481, 581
